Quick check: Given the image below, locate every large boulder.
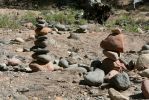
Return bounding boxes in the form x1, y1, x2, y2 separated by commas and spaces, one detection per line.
84, 68, 105, 86
135, 54, 149, 71
100, 29, 124, 52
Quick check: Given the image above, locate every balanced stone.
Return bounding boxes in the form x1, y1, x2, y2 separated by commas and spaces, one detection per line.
110, 72, 130, 90
30, 46, 49, 54
36, 23, 47, 28
37, 19, 47, 24
103, 50, 119, 61
36, 54, 51, 63
34, 40, 48, 48
35, 35, 48, 41
35, 27, 52, 35
84, 68, 105, 86
100, 29, 124, 52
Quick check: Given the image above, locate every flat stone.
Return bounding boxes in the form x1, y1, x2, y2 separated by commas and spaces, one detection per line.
35, 27, 52, 35
35, 35, 48, 41
34, 40, 48, 48
65, 66, 87, 74
37, 19, 46, 24
75, 25, 88, 33
135, 54, 149, 71
55, 24, 67, 31
141, 80, 149, 99
103, 50, 119, 61
108, 88, 129, 100
30, 46, 49, 54
29, 61, 54, 72
7, 58, 22, 66
104, 70, 119, 81
36, 54, 51, 63
14, 37, 25, 43
110, 72, 130, 90
139, 69, 149, 78
100, 29, 124, 52
58, 58, 69, 68
36, 23, 48, 28
140, 50, 149, 54
67, 33, 79, 40
84, 68, 105, 86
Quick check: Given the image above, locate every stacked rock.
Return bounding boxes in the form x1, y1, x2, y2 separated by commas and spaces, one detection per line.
100, 29, 127, 79
29, 17, 54, 72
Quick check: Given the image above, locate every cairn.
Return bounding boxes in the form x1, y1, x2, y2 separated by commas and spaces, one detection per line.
100, 28, 127, 79
29, 17, 54, 72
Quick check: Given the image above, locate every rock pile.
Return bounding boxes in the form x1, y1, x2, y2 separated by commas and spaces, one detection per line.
29, 17, 54, 72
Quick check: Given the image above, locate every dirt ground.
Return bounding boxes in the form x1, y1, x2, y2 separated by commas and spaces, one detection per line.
0, 8, 149, 100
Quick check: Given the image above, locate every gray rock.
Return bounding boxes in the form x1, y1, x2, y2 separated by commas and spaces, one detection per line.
58, 58, 69, 68
12, 94, 28, 100
35, 36, 48, 41
34, 40, 48, 48
66, 66, 87, 74
140, 50, 149, 54
75, 25, 88, 33
141, 44, 149, 51
30, 46, 49, 54
36, 54, 51, 63
0, 63, 8, 71
36, 23, 48, 28
139, 69, 149, 78
110, 72, 130, 90
68, 33, 79, 40
108, 88, 129, 100
37, 19, 46, 24
55, 24, 67, 31
84, 68, 105, 86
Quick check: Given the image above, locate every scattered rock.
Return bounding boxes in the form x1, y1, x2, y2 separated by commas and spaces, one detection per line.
141, 80, 149, 99
75, 25, 88, 33
55, 96, 64, 100
67, 33, 79, 40
14, 37, 25, 43
55, 24, 67, 31
140, 50, 149, 54
0, 63, 8, 71
137, 27, 145, 34
110, 72, 130, 90
84, 68, 105, 86
23, 22, 34, 29
66, 66, 87, 74
139, 69, 149, 78
15, 48, 24, 52
103, 50, 119, 61
135, 54, 149, 71
29, 61, 54, 72
58, 58, 69, 68
100, 29, 124, 52
7, 58, 22, 66
90, 59, 102, 70
141, 44, 149, 51
108, 88, 129, 100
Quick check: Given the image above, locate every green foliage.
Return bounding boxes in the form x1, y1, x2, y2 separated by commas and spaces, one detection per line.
21, 11, 36, 24
41, 9, 87, 25
0, 15, 20, 29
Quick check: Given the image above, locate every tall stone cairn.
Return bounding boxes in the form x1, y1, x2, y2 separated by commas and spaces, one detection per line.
29, 17, 54, 72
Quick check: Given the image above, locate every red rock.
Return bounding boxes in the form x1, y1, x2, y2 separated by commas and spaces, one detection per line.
29, 61, 54, 72
141, 80, 149, 99
103, 50, 120, 61
100, 29, 124, 52
7, 58, 21, 66
104, 70, 119, 80
101, 58, 127, 74
55, 97, 63, 100
35, 27, 52, 35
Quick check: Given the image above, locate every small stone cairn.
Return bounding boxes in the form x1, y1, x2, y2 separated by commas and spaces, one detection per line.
100, 28, 127, 79
29, 17, 54, 72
